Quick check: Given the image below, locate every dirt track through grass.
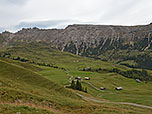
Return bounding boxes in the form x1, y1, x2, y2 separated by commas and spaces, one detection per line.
76, 93, 152, 109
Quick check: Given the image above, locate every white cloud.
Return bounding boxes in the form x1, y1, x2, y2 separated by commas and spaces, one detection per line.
0, 0, 29, 30
0, 0, 152, 32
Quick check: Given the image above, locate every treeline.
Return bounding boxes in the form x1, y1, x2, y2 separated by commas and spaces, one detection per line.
119, 63, 138, 68
116, 54, 152, 70
111, 68, 152, 81
80, 67, 152, 81
0, 52, 29, 62
0, 52, 67, 71
135, 54, 152, 70
70, 80, 87, 93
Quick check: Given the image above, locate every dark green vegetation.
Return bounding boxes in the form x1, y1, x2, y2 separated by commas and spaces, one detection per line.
81, 67, 152, 81
70, 80, 87, 92
0, 44, 152, 113
99, 49, 152, 70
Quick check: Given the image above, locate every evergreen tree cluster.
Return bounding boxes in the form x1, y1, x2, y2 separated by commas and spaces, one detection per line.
80, 66, 152, 81
70, 80, 87, 93
111, 68, 152, 81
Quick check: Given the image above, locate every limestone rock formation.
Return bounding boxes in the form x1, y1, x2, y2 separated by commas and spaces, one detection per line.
1, 23, 152, 57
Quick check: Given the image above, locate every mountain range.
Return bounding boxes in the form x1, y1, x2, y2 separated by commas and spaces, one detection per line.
1, 23, 152, 69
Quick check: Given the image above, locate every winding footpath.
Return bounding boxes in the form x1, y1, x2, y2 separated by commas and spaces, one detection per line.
83, 81, 103, 91
64, 70, 152, 110
76, 93, 152, 109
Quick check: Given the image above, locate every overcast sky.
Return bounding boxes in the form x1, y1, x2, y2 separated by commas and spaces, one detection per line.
0, 0, 152, 32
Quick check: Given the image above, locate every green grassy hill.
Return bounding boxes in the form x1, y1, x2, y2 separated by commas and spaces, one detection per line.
0, 45, 152, 113
0, 59, 90, 113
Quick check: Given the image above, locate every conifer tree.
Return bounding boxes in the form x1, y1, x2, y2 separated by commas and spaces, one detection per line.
76, 80, 79, 90
79, 81, 82, 91
71, 80, 75, 89
84, 87, 87, 93
76, 80, 82, 91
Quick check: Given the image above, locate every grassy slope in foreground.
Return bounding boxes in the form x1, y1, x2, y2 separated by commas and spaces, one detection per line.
0, 59, 91, 113
0, 59, 152, 114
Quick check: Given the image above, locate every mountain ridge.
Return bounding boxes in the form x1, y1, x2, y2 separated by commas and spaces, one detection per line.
1, 23, 152, 69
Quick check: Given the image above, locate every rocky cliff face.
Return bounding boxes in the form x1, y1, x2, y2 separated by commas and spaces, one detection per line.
1, 23, 152, 57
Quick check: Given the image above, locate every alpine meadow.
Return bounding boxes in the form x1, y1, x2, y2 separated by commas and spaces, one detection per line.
1, 0, 152, 113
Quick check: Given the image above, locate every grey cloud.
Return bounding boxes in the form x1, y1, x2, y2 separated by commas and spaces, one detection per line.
1, 0, 28, 5
15, 20, 70, 30
0, 27, 5, 33
0, 0, 29, 28
2, 19, 85, 32
100, 0, 141, 21
15, 19, 98, 30
0, 0, 152, 32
